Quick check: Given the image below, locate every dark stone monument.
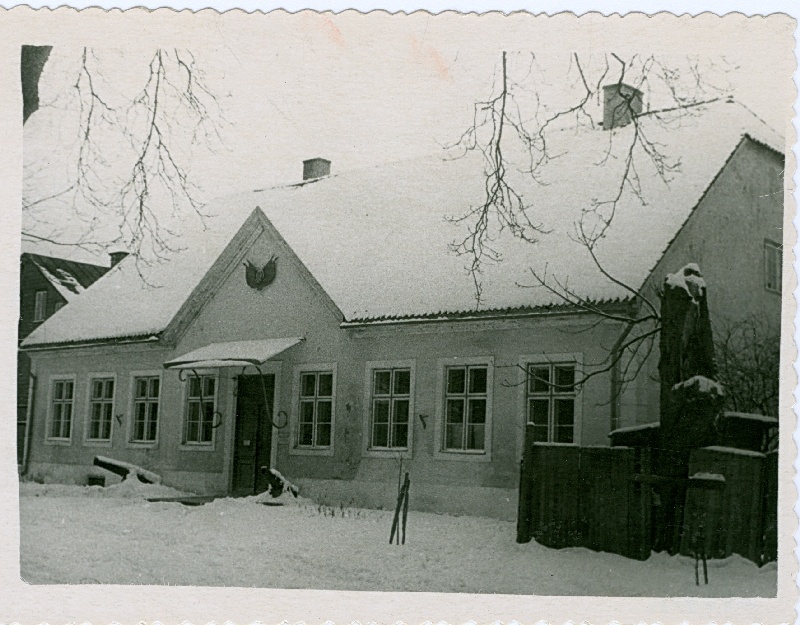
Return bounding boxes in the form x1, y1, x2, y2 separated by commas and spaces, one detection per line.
655, 263, 724, 553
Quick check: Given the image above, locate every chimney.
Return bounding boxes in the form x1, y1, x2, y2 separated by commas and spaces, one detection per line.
602, 83, 643, 130
302, 158, 331, 181
109, 250, 129, 267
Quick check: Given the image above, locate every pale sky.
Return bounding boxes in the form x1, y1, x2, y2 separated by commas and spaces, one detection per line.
21, 11, 796, 264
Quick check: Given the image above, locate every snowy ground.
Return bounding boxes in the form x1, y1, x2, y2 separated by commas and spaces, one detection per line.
18, 480, 776, 596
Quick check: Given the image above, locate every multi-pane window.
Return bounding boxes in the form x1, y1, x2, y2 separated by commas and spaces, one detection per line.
765, 240, 782, 293
527, 363, 577, 443
132, 376, 160, 443
444, 365, 488, 452
49, 379, 74, 439
87, 378, 114, 441
370, 368, 411, 449
34, 291, 47, 321
298, 371, 333, 448
184, 375, 216, 444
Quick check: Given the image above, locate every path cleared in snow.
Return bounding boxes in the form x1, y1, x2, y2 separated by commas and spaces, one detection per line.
18, 482, 775, 596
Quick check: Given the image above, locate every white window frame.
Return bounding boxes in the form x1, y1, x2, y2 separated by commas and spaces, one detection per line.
44, 374, 76, 446
764, 239, 782, 294
290, 363, 337, 457
434, 356, 494, 462
33, 290, 47, 322
362, 359, 416, 459
518, 353, 584, 455
53, 301, 65, 313
83, 373, 116, 447
179, 370, 219, 450
127, 370, 162, 448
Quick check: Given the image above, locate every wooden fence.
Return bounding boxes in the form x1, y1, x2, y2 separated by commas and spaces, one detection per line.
517, 428, 778, 565
681, 447, 778, 566
516, 436, 651, 560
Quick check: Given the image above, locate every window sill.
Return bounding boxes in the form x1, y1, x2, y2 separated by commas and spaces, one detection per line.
289, 446, 334, 457
178, 443, 216, 452
434, 449, 492, 463
363, 448, 413, 460
126, 440, 159, 450
43, 438, 72, 447
83, 440, 113, 448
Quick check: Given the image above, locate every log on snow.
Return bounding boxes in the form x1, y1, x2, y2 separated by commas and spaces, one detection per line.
93, 456, 162, 485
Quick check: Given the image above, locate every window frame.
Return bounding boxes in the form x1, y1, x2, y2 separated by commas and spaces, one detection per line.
180, 371, 219, 449
83, 373, 116, 447
290, 363, 337, 457
127, 371, 162, 448
362, 359, 416, 459
434, 356, 494, 462
764, 239, 782, 294
33, 290, 47, 322
518, 353, 583, 455
44, 374, 76, 446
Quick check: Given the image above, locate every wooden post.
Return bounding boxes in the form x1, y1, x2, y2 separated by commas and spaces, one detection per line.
516, 429, 534, 543
401, 473, 410, 545
390, 473, 410, 545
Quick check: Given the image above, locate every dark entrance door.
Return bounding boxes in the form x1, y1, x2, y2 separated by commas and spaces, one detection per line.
232, 374, 275, 496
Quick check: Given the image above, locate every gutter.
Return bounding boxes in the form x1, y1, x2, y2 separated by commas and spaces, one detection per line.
21, 372, 36, 476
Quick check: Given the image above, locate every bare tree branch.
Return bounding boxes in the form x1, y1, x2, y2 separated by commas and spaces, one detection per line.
22, 47, 229, 268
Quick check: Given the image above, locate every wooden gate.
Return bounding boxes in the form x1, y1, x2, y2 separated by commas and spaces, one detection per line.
517, 427, 652, 560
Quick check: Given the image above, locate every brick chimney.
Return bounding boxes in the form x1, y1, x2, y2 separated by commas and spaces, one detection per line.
302, 158, 331, 181
109, 250, 129, 267
602, 83, 643, 130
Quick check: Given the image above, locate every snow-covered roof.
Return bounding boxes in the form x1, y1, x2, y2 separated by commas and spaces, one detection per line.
25, 253, 109, 303
722, 412, 779, 424
22, 100, 784, 348
703, 445, 766, 458
608, 422, 660, 436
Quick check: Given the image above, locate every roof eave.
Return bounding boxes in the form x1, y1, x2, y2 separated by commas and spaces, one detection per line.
340, 298, 635, 327
21, 333, 163, 352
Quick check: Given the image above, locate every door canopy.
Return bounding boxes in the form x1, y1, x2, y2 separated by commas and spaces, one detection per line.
163, 337, 304, 369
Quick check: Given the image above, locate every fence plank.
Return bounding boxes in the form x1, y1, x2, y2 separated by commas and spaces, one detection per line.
579, 447, 645, 559
681, 447, 766, 564
762, 451, 778, 564
516, 432, 535, 543
531, 443, 581, 549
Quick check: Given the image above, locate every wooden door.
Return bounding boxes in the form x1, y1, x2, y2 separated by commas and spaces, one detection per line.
232, 374, 275, 496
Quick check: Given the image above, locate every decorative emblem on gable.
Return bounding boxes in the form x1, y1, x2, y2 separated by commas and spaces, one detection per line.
244, 255, 278, 291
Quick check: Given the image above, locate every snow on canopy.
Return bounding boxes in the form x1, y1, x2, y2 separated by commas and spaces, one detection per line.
22, 101, 783, 347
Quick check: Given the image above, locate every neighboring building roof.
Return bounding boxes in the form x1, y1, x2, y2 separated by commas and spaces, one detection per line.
22, 100, 784, 348
23, 252, 109, 302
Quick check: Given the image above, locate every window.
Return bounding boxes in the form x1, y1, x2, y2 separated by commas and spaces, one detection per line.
53, 301, 65, 313
765, 240, 782, 293
87, 378, 114, 441
443, 365, 488, 452
34, 291, 47, 322
132, 376, 160, 443
527, 362, 577, 443
297, 371, 334, 448
184, 375, 216, 444
49, 379, 74, 440
369, 368, 411, 449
